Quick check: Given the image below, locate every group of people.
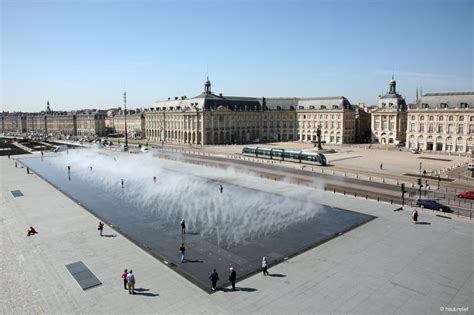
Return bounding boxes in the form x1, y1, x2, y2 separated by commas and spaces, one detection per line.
208, 257, 269, 291
121, 269, 136, 294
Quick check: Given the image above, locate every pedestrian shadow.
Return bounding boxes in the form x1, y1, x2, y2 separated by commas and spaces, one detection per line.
134, 288, 159, 297
184, 258, 203, 263
416, 222, 431, 225
268, 273, 286, 277
185, 232, 200, 235
102, 234, 117, 237
221, 287, 258, 293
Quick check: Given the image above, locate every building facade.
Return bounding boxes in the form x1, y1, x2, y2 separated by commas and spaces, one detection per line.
114, 111, 145, 138
371, 77, 407, 145
406, 92, 474, 153
296, 97, 356, 144
145, 79, 358, 145
76, 112, 106, 137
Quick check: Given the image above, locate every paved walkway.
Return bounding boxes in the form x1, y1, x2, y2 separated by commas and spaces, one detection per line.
1, 154, 472, 314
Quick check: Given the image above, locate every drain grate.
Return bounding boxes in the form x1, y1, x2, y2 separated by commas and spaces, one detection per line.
11, 190, 24, 197
65, 261, 102, 290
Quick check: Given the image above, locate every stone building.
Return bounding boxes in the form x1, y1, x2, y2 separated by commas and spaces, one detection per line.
114, 111, 145, 138
145, 79, 266, 145
371, 77, 407, 145
76, 111, 106, 137
45, 112, 77, 136
354, 103, 372, 143
1, 113, 26, 133
296, 97, 356, 144
26, 113, 47, 133
145, 79, 358, 145
406, 92, 474, 153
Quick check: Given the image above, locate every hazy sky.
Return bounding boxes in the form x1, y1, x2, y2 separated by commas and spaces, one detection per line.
1, 0, 472, 112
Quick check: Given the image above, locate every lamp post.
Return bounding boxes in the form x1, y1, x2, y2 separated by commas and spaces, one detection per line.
123, 91, 128, 148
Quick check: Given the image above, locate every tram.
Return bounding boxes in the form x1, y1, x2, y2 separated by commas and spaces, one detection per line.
242, 146, 327, 166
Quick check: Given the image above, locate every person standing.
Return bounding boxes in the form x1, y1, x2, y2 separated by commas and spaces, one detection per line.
219, 184, 223, 194
412, 209, 418, 224
209, 269, 219, 291
380, 163, 383, 170
98, 222, 104, 236
181, 219, 186, 234
121, 269, 128, 290
262, 257, 269, 275
126, 270, 136, 294
179, 243, 185, 263
121, 179, 124, 188
228, 267, 236, 291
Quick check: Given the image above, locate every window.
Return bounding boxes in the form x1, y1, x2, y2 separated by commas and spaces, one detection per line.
429, 116, 434, 121
458, 124, 464, 134
321, 106, 327, 109
410, 123, 415, 132
428, 123, 433, 132
439, 116, 444, 121
420, 115, 424, 121
459, 116, 464, 122
303, 115, 306, 119
438, 124, 443, 133
449, 116, 454, 121
469, 124, 474, 133
411, 115, 415, 120
390, 120, 395, 130
419, 123, 424, 132
448, 124, 453, 133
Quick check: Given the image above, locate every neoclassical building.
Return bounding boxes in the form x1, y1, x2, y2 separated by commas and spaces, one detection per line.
406, 92, 474, 153
296, 97, 356, 144
76, 111, 106, 137
145, 79, 358, 145
371, 77, 407, 144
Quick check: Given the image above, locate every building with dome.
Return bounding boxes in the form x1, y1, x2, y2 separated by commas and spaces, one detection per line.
370, 77, 408, 145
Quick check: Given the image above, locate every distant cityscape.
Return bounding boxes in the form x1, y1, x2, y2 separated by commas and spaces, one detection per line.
2, 77, 473, 153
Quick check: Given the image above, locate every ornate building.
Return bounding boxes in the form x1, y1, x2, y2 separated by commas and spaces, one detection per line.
406, 92, 474, 153
296, 97, 356, 144
144, 79, 357, 145
371, 77, 407, 144
114, 111, 145, 138
76, 111, 106, 137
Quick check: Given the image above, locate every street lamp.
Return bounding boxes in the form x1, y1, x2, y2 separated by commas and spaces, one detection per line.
123, 91, 128, 149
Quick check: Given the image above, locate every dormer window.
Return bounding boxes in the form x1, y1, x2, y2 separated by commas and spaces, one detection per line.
440, 103, 448, 109
320, 105, 326, 110
309, 106, 315, 110
423, 103, 429, 109
382, 103, 386, 107
389, 103, 393, 107
332, 105, 338, 109
460, 103, 468, 108
298, 106, 304, 110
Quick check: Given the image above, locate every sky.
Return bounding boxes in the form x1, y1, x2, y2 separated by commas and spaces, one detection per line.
1, 0, 473, 112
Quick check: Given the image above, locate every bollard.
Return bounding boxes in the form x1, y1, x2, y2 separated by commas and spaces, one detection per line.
365, 195, 368, 199
27, 167, 29, 174
390, 200, 393, 204
344, 191, 346, 195
377, 197, 379, 202
354, 193, 357, 198
334, 188, 336, 193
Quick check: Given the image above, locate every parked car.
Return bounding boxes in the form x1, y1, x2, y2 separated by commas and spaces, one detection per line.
141, 147, 149, 153
416, 199, 452, 212
410, 148, 420, 154
455, 190, 474, 200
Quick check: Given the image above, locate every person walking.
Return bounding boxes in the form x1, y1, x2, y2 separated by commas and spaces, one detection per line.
412, 209, 419, 224
121, 179, 124, 188
121, 269, 128, 290
209, 269, 219, 291
262, 257, 269, 275
181, 219, 186, 234
126, 270, 136, 294
98, 222, 104, 236
380, 163, 383, 170
219, 184, 223, 194
179, 243, 186, 263
228, 267, 236, 291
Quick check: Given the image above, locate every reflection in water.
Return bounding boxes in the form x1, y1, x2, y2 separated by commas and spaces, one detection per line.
27, 150, 325, 248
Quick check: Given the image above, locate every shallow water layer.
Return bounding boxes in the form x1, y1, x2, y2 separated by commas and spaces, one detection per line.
21, 152, 374, 291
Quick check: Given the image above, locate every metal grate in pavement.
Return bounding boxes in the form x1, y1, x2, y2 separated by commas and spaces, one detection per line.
65, 261, 102, 290
11, 190, 24, 197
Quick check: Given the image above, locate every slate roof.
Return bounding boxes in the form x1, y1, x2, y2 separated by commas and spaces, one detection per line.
411, 92, 474, 109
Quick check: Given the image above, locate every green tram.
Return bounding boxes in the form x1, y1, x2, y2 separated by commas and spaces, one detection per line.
242, 146, 327, 166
